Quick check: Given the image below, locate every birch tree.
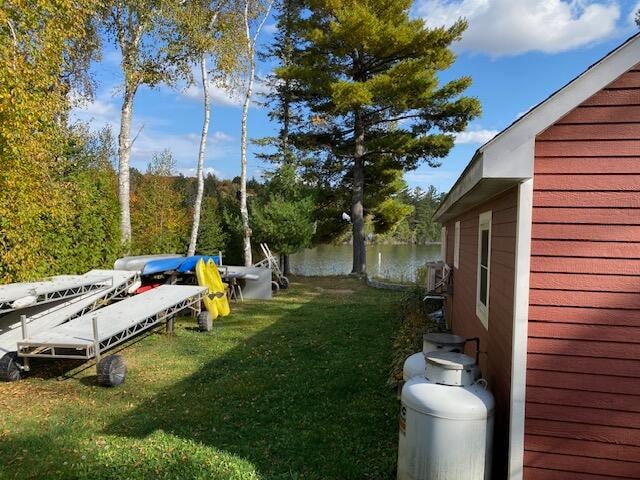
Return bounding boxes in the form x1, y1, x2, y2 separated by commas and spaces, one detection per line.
177, 1, 243, 256
187, 53, 213, 255
239, 0, 274, 266
105, 0, 188, 248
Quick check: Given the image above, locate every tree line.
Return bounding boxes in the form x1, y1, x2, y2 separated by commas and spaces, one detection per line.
1, 0, 479, 282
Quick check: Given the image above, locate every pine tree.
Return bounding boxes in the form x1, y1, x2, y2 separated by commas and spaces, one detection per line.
281, 0, 480, 274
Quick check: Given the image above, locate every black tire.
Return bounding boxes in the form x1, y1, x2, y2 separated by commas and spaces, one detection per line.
198, 311, 213, 332
0, 353, 21, 382
278, 276, 290, 290
97, 354, 127, 387
271, 281, 280, 293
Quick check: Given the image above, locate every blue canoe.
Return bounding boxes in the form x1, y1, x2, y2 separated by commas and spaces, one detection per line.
142, 257, 187, 275
176, 255, 220, 273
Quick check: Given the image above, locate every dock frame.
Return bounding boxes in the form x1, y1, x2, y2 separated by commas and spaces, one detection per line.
0, 276, 113, 313
18, 288, 205, 361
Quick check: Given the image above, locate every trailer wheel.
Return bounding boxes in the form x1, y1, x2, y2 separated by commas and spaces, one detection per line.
278, 276, 290, 290
198, 311, 212, 332
271, 281, 280, 293
97, 354, 127, 387
0, 353, 21, 382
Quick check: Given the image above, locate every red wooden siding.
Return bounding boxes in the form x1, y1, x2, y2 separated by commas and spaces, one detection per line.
526, 64, 640, 480
444, 187, 518, 479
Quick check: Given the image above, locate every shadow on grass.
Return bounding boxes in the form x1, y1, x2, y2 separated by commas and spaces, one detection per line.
0, 279, 402, 480
104, 281, 401, 479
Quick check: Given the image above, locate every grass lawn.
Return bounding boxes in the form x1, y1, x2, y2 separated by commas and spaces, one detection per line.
0, 277, 404, 479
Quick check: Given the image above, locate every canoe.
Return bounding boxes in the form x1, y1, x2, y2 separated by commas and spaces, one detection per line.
176, 255, 220, 273
114, 254, 184, 272
142, 257, 187, 276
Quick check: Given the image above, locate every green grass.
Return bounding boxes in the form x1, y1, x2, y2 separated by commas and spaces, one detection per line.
0, 277, 404, 479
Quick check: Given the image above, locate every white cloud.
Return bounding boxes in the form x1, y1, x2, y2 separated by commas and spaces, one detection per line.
629, 1, 640, 24
180, 65, 272, 108
103, 49, 122, 65
177, 166, 223, 178
263, 23, 278, 35
405, 170, 458, 184
71, 99, 236, 173
415, 0, 621, 56
515, 104, 538, 119
454, 128, 499, 144
70, 92, 120, 129
80, 98, 116, 117
131, 129, 235, 169
182, 82, 244, 107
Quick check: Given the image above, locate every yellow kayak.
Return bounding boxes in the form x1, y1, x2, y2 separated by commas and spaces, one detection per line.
195, 258, 230, 319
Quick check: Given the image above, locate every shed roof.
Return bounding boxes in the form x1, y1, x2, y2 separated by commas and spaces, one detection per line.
434, 33, 640, 223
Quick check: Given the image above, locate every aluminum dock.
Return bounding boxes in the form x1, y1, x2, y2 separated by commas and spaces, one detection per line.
0, 272, 115, 314
17, 285, 207, 360
0, 270, 140, 356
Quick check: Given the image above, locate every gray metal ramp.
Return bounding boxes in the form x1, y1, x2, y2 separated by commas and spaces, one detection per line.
18, 285, 206, 360
0, 270, 139, 355
0, 273, 113, 313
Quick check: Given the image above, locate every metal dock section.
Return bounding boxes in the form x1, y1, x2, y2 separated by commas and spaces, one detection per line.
0, 273, 114, 314
17, 285, 207, 360
0, 270, 140, 355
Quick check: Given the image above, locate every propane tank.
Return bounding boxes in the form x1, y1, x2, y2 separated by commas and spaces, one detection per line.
402, 333, 466, 381
397, 352, 494, 480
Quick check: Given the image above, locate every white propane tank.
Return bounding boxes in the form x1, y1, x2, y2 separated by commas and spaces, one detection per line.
397, 352, 494, 480
402, 333, 466, 381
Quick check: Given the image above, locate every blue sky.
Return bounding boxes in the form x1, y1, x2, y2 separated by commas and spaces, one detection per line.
72, 0, 640, 194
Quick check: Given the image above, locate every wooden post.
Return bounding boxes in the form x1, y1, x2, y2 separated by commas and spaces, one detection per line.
378, 252, 382, 277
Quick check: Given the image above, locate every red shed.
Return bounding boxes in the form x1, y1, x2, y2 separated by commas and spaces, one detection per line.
433, 33, 640, 480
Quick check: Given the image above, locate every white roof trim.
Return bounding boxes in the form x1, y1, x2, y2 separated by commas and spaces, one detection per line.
434, 33, 640, 222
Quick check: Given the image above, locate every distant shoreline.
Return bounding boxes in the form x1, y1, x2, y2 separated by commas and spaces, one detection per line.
338, 241, 442, 246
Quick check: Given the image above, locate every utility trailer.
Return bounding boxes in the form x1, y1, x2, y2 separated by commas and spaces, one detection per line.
17, 285, 207, 386
0, 270, 140, 380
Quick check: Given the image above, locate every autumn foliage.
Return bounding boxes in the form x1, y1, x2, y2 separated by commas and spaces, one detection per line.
0, 1, 107, 282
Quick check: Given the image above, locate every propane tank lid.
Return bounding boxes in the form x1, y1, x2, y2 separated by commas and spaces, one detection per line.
423, 332, 466, 347
401, 377, 495, 419
425, 351, 476, 370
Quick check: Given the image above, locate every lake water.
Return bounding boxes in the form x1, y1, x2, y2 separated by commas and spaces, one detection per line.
289, 244, 442, 282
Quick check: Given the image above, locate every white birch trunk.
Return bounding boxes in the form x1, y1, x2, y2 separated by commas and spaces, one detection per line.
118, 84, 135, 247
239, 49, 254, 267
187, 53, 211, 256
240, 0, 274, 267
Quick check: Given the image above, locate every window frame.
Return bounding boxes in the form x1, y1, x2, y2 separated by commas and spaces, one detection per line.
453, 221, 460, 269
440, 226, 447, 262
476, 210, 492, 329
